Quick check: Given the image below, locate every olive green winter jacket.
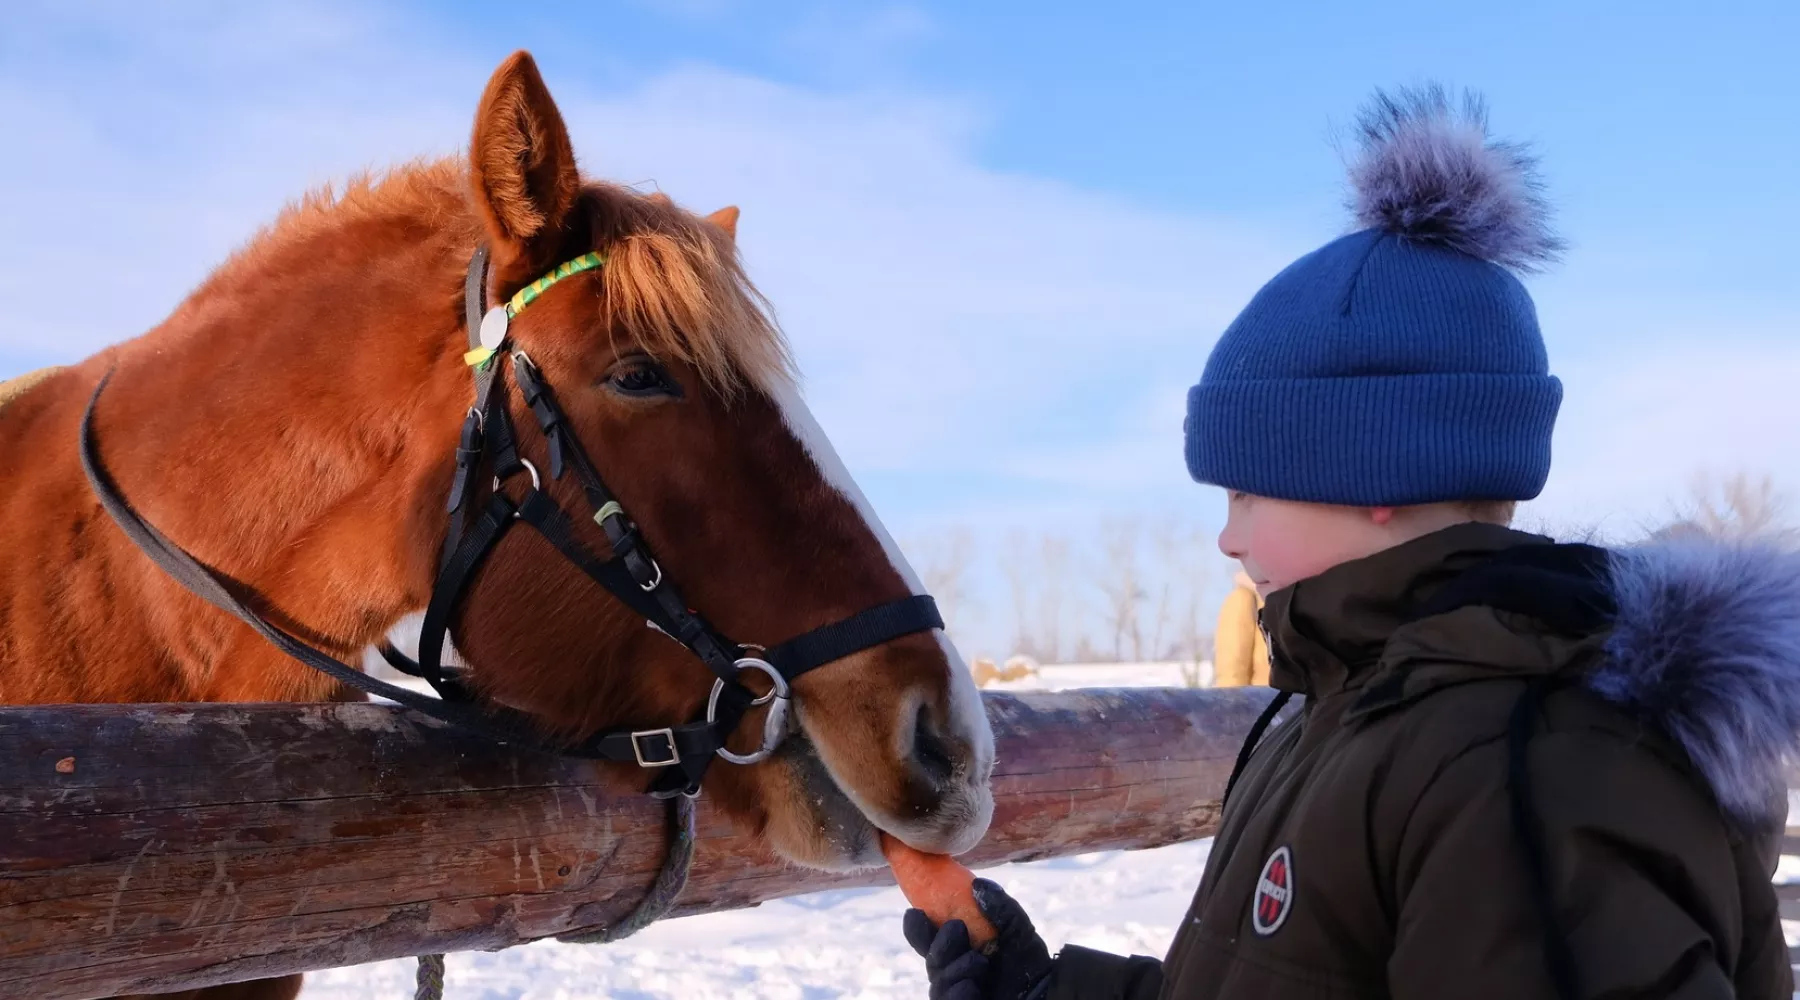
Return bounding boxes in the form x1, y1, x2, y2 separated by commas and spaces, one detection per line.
1047, 523, 1795, 999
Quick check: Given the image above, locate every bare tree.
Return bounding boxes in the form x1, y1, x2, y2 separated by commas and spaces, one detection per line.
996, 530, 1081, 662
1174, 529, 1221, 661
1143, 516, 1185, 661
1035, 534, 1072, 663
1678, 472, 1795, 544
1139, 521, 1224, 683
907, 526, 978, 639
1094, 518, 1145, 661
1073, 635, 1107, 663
999, 530, 1037, 659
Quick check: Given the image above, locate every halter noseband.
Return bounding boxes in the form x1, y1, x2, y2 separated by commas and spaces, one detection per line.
80, 243, 944, 799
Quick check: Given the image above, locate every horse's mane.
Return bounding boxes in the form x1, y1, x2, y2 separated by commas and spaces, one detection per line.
202, 158, 791, 391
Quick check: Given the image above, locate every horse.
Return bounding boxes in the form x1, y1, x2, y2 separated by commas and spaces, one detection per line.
0, 51, 995, 1000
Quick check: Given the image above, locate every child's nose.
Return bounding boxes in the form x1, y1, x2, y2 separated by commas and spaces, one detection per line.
1217, 527, 1241, 561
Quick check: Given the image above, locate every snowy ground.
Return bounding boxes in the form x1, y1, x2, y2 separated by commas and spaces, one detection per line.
301, 839, 1212, 1000
306, 664, 1800, 998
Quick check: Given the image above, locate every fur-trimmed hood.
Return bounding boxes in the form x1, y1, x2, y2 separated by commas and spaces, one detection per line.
1591, 539, 1800, 832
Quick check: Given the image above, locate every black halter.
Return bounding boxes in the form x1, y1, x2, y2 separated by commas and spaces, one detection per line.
80, 243, 944, 798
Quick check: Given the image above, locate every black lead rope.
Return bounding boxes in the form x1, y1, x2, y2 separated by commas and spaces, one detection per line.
1222, 689, 1293, 807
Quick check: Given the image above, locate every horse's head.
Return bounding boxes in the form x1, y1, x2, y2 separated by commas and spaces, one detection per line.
425, 52, 992, 869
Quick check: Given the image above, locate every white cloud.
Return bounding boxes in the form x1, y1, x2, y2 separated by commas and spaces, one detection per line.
1531, 337, 1800, 537
0, 2, 477, 366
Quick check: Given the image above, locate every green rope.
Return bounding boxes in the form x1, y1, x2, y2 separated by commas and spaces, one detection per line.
557, 794, 697, 943
413, 952, 445, 1000
464, 251, 606, 368
505, 252, 605, 318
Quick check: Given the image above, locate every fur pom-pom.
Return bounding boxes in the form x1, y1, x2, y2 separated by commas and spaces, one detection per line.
1348, 85, 1564, 273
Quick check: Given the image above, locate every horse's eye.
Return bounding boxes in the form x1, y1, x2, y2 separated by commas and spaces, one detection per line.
608, 362, 678, 397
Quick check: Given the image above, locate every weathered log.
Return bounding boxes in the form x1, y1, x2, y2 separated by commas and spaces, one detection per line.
0, 687, 1274, 999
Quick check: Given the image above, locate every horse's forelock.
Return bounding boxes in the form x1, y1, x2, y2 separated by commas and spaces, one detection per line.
579, 184, 793, 396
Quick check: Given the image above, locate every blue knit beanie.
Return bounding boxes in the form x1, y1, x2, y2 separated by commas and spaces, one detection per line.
1185, 87, 1565, 506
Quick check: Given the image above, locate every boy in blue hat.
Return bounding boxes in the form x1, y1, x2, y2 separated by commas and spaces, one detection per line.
901, 87, 1799, 999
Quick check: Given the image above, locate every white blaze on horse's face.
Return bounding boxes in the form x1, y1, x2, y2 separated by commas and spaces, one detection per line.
767, 377, 997, 858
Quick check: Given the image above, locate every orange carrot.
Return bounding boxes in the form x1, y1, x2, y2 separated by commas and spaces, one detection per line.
880, 832, 997, 947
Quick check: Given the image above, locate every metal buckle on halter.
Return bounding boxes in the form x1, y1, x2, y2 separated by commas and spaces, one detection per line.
635, 556, 664, 592
630, 728, 681, 768
706, 658, 792, 766
492, 458, 542, 494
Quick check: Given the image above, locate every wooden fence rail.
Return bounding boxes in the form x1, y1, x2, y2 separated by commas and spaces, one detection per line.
0, 688, 1276, 1000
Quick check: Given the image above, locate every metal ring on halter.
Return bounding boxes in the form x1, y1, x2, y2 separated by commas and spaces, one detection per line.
706, 658, 791, 765
467, 406, 484, 432
493, 458, 542, 493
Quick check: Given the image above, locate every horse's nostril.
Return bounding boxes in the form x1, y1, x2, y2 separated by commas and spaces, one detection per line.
912, 703, 957, 787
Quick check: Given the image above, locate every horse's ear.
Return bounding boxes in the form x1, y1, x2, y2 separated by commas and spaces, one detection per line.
469, 51, 580, 262
706, 206, 740, 241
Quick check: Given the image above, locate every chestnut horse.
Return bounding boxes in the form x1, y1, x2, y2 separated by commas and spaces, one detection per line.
0, 51, 994, 1000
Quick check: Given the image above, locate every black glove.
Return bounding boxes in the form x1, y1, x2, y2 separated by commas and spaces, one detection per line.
903, 877, 1055, 1000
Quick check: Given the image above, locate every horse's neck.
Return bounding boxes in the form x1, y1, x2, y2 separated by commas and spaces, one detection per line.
0, 239, 468, 705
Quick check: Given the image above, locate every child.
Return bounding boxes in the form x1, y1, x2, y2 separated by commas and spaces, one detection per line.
901, 87, 1800, 999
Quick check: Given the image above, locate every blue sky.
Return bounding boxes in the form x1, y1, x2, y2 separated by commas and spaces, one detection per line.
5, 1, 1796, 655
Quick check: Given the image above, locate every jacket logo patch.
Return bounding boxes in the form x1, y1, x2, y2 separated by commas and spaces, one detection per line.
1251, 845, 1294, 936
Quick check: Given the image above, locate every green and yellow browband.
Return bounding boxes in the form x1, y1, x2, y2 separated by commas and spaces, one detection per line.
464, 250, 607, 367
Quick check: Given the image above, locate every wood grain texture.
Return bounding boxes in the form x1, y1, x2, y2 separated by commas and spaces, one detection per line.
0, 687, 1274, 999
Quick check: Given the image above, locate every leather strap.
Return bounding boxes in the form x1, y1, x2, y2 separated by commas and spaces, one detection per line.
416, 492, 517, 700
464, 244, 489, 351
764, 595, 943, 683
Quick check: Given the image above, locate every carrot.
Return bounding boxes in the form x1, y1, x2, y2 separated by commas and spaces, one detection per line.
880, 832, 997, 947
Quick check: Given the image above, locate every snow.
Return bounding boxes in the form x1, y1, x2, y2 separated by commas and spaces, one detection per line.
307, 663, 1204, 999
980, 660, 1208, 692
301, 840, 1213, 999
